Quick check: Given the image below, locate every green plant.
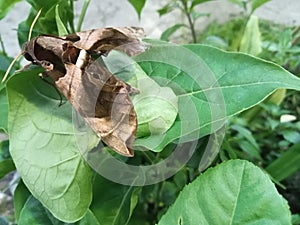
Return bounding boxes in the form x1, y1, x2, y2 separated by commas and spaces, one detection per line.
0, 0, 300, 224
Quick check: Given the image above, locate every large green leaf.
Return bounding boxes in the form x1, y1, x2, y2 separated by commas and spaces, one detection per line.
18, 196, 100, 225
158, 160, 291, 224
7, 69, 93, 223
133, 43, 300, 152
91, 175, 140, 225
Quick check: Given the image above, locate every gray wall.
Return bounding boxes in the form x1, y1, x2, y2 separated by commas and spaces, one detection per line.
0, 0, 300, 56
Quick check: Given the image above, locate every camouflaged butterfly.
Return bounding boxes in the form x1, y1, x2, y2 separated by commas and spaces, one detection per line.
22, 27, 146, 157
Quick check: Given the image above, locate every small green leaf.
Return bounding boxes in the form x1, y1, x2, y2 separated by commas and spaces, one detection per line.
280, 130, 300, 144
251, 0, 271, 12
19, 196, 54, 225
160, 24, 185, 41
55, 4, 68, 36
127, 0, 146, 19
18, 196, 100, 225
0, 0, 21, 19
0, 139, 9, 160
0, 89, 8, 132
14, 180, 31, 221
191, 0, 212, 9
0, 159, 15, 179
91, 175, 139, 225
158, 160, 291, 224
157, 3, 175, 17
7, 69, 93, 223
266, 142, 300, 181
240, 15, 262, 56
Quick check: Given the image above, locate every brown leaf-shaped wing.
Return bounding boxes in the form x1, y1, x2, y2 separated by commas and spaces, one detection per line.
63, 27, 145, 56
55, 55, 137, 156
22, 27, 146, 157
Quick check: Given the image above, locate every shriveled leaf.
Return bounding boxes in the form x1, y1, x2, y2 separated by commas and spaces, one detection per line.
158, 160, 291, 224
240, 15, 262, 56
7, 69, 93, 223
134, 43, 300, 152
0, 0, 21, 19
91, 175, 140, 225
127, 0, 146, 19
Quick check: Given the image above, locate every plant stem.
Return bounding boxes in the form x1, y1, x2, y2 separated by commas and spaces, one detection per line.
77, 0, 91, 32
181, 0, 197, 43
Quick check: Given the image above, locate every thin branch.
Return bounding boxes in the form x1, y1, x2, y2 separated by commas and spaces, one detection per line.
181, 0, 197, 43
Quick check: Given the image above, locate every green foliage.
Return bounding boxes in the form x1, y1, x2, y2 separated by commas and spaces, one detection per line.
0, 0, 300, 224
91, 175, 140, 224
158, 160, 291, 224
134, 42, 300, 151
0, 0, 21, 19
127, 0, 146, 19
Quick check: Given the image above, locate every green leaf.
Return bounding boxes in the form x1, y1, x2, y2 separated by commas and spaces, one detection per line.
127, 0, 146, 19
0, 158, 15, 179
266, 142, 300, 181
280, 130, 300, 144
14, 180, 31, 221
132, 67, 178, 138
7, 69, 93, 223
90, 175, 140, 225
157, 3, 175, 17
134, 43, 300, 152
251, 0, 271, 12
19, 196, 56, 225
158, 160, 291, 224
18, 0, 74, 46
76, 0, 90, 32
0, 0, 21, 19
191, 0, 212, 9
240, 15, 262, 56
0, 89, 8, 132
55, 4, 68, 36
160, 24, 185, 41
103, 51, 178, 138
18, 196, 100, 225
0, 217, 9, 225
